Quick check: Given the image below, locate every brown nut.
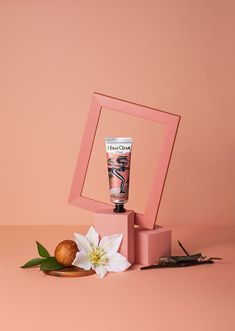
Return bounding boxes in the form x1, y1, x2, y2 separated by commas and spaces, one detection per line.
54, 240, 78, 267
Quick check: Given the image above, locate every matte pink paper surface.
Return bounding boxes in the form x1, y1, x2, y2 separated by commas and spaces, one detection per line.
94, 208, 135, 264
135, 226, 171, 265
1, 225, 234, 331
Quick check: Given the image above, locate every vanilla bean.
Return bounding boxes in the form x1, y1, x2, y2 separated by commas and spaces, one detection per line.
178, 240, 190, 256
141, 259, 214, 270
158, 254, 202, 264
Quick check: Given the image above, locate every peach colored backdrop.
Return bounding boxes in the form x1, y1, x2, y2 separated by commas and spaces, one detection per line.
0, 0, 234, 226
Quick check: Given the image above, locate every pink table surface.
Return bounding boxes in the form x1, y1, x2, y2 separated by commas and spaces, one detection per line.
0, 225, 234, 331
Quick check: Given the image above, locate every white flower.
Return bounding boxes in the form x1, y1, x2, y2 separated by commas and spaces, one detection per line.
72, 226, 131, 278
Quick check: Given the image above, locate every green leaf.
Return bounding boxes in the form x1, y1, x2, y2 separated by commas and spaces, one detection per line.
40, 257, 64, 271
21, 257, 46, 268
36, 241, 51, 258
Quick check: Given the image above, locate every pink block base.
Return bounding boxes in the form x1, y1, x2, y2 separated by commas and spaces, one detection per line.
135, 226, 171, 265
93, 208, 135, 264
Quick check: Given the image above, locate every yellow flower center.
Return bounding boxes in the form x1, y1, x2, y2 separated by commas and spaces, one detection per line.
88, 247, 108, 267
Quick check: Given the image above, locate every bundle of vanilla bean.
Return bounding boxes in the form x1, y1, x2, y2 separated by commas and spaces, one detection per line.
141, 241, 222, 270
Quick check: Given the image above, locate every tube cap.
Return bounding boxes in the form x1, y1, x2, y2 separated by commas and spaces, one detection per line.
113, 204, 126, 213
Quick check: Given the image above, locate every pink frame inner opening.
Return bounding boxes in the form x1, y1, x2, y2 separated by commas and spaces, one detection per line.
68, 93, 180, 230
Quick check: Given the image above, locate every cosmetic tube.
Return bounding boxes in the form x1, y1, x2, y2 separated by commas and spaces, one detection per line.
105, 137, 133, 213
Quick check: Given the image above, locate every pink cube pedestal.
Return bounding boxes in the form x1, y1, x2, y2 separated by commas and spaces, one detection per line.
135, 226, 171, 265
94, 208, 135, 264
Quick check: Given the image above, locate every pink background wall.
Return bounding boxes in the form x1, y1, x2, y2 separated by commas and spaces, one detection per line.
0, 0, 234, 226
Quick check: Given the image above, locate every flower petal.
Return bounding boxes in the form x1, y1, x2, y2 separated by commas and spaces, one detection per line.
74, 232, 91, 253
99, 234, 123, 254
72, 251, 92, 270
86, 226, 99, 247
93, 265, 107, 278
106, 252, 131, 272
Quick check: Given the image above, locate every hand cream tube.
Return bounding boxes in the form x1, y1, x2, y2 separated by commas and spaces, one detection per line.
105, 137, 133, 213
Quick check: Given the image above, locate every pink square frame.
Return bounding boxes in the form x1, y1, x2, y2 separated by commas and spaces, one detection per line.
68, 92, 180, 230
